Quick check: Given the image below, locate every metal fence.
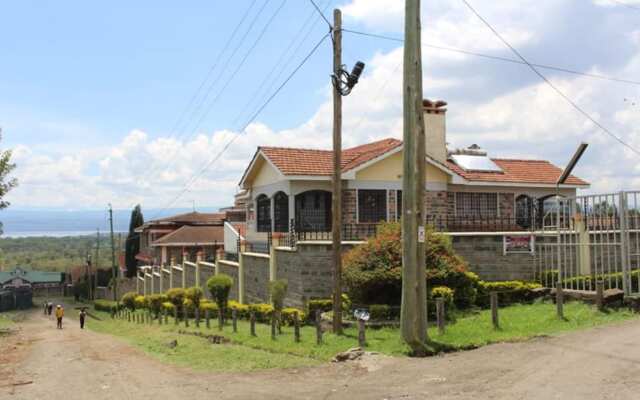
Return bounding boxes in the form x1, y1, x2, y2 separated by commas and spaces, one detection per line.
535, 190, 640, 296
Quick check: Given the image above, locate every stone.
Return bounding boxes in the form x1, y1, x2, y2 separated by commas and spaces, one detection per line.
333, 347, 365, 362
166, 339, 178, 349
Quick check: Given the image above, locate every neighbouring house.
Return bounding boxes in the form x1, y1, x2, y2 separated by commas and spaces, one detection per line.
0, 267, 63, 289
237, 99, 589, 239
135, 211, 227, 265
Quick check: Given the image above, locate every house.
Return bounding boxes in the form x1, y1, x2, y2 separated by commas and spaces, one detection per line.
237, 99, 589, 238
0, 267, 63, 289
135, 211, 227, 265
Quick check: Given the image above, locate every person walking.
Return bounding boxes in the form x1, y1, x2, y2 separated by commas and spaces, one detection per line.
55, 305, 64, 329
43, 301, 48, 315
47, 302, 53, 317
79, 307, 87, 329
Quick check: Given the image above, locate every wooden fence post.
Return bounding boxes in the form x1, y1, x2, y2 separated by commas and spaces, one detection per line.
294, 311, 300, 343
183, 305, 189, 327
271, 313, 276, 340
315, 310, 323, 345
358, 318, 366, 347
436, 298, 445, 335
218, 308, 224, 331
596, 280, 604, 311
490, 292, 499, 330
195, 308, 200, 328
164, 309, 168, 325
556, 282, 564, 319
205, 309, 211, 329
250, 311, 256, 337
232, 309, 238, 333
174, 307, 178, 325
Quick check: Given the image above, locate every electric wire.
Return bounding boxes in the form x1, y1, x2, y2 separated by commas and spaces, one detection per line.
460, 0, 640, 157
342, 28, 640, 86
150, 32, 331, 219
309, 0, 333, 29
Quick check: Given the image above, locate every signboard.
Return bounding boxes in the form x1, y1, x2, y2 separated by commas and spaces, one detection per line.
503, 235, 535, 255
418, 226, 425, 243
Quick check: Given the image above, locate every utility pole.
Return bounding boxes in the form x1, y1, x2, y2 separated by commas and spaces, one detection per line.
331, 8, 343, 335
401, 0, 428, 355
109, 204, 117, 302
95, 228, 100, 295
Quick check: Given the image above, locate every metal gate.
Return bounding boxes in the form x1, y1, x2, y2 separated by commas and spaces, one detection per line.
535, 191, 640, 296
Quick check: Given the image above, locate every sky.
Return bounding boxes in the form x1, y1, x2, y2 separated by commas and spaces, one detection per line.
1, 0, 640, 213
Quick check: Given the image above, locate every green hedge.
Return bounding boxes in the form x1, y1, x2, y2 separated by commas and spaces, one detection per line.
94, 299, 122, 313
475, 280, 543, 308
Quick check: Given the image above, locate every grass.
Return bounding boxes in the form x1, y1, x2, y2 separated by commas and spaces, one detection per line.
0, 312, 16, 329
78, 300, 637, 371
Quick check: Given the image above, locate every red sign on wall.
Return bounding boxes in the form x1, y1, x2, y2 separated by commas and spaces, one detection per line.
503, 235, 535, 255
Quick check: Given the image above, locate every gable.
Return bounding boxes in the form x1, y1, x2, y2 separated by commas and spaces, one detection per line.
245, 155, 283, 188
355, 150, 449, 183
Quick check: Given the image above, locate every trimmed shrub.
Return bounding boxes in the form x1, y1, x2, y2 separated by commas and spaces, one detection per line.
147, 294, 168, 317
227, 300, 250, 319
161, 301, 175, 314
166, 288, 186, 309
121, 292, 137, 311
307, 294, 351, 322
248, 303, 274, 323
94, 299, 122, 313
475, 280, 543, 308
269, 279, 288, 312
134, 295, 147, 310
281, 307, 306, 325
343, 221, 476, 307
185, 287, 204, 309
368, 304, 398, 321
427, 286, 455, 319
207, 274, 233, 316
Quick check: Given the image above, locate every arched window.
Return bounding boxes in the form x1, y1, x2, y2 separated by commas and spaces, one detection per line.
515, 194, 533, 229
273, 192, 289, 232
256, 194, 271, 232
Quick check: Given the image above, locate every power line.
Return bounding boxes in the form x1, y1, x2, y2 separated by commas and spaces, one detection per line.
309, 0, 333, 29
342, 28, 640, 86
144, 0, 283, 189
460, 0, 640, 157
151, 32, 331, 218
136, 0, 264, 190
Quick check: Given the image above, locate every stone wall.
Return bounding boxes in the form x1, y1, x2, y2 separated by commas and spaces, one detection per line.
243, 253, 270, 304
450, 234, 537, 281
218, 260, 240, 301
425, 190, 452, 218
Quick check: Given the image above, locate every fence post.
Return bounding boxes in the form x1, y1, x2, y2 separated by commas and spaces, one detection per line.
490, 292, 499, 330
238, 251, 245, 304
596, 280, 604, 311
556, 282, 564, 319
158, 311, 162, 325
163, 309, 168, 325
315, 310, 323, 345
250, 311, 256, 336
174, 307, 178, 325
619, 191, 631, 296
271, 313, 276, 340
183, 305, 189, 327
358, 318, 366, 347
232, 309, 238, 333
436, 298, 445, 335
294, 311, 300, 343
195, 308, 200, 328
205, 309, 211, 329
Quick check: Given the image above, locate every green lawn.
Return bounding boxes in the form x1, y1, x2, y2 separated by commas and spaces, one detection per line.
0, 312, 16, 329
80, 300, 637, 371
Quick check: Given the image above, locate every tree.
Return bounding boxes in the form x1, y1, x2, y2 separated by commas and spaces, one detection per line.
0, 130, 18, 235
125, 204, 144, 277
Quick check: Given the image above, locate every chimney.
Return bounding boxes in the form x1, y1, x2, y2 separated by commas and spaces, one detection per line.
423, 99, 447, 164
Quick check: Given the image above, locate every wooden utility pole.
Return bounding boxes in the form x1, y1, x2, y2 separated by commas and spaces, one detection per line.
95, 229, 100, 296
109, 204, 117, 302
331, 8, 343, 334
400, 0, 428, 355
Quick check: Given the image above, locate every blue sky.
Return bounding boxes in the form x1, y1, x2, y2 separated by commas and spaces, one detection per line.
1, 0, 640, 211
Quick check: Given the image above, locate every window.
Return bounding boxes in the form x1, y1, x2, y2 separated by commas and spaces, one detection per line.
455, 192, 498, 217
256, 195, 271, 232
273, 192, 289, 232
396, 190, 402, 221
358, 189, 387, 223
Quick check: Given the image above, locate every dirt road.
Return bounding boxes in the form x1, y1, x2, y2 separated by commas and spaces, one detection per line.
2, 309, 640, 400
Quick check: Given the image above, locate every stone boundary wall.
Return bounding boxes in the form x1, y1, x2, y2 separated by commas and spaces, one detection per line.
243, 253, 270, 304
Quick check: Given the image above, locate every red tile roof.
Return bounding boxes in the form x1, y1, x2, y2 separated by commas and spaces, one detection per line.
151, 225, 224, 246
150, 211, 225, 225
257, 137, 589, 187
259, 138, 402, 176
446, 158, 589, 186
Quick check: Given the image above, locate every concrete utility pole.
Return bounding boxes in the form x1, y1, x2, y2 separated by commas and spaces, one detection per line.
400, 0, 428, 355
331, 8, 344, 335
109, 204, 117, 302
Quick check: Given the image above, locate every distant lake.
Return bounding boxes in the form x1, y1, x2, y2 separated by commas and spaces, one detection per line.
0, 207, 221, 238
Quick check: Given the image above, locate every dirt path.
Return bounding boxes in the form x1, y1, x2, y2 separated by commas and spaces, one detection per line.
3, 309, 640, 400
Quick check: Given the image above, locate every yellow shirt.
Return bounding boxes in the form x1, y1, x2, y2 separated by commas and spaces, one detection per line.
55, 307, 64, 318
